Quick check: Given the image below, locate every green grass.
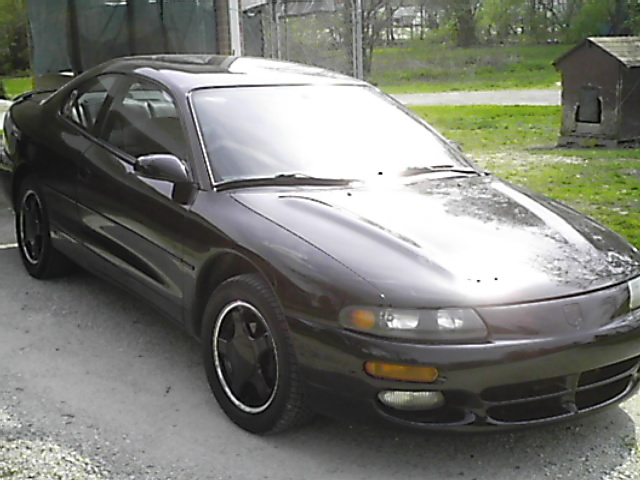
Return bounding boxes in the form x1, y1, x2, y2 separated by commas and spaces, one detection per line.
372, 43, 567, 93
2, 76, 32, 99
413, 105, 561, 151
411, 104, 640, 248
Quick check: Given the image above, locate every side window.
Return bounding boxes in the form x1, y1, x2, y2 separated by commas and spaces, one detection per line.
62, 75, 117, 132
102, 80, 187, 160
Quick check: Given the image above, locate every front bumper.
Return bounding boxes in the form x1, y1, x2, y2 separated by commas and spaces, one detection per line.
288, 291, 640, 430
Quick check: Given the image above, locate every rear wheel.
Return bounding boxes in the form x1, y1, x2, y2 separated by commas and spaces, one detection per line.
202, 274, 311, 434
15, 177, 73, 278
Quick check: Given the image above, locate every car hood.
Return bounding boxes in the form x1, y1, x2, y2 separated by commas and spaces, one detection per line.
232, 176, 640, 307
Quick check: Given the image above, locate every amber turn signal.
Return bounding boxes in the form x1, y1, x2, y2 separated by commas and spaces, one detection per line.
350, 309, 377, 329
364, 361, 439, 383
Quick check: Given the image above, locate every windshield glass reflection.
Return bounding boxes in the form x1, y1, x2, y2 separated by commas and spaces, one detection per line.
191, 85, 475, 183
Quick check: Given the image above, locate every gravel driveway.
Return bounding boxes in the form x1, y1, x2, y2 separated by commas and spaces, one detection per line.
3, 174, 640, 480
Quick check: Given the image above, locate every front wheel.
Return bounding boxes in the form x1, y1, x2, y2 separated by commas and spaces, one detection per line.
202, 274, 311, 434
15, 177, 73, 279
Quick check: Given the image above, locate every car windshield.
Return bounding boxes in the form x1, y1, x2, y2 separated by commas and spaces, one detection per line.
191, 84, 476, 183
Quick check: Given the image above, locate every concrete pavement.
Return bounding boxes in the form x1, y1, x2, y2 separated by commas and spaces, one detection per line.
2, 171, 640, 480
394, 88, 561, 106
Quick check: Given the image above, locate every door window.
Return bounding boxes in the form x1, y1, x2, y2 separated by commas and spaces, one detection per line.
61, 75, 118, 132
102, 80, 187, 160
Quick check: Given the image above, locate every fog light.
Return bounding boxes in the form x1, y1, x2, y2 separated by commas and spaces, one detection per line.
378, 390, 445, 411
365, 362, 439, 383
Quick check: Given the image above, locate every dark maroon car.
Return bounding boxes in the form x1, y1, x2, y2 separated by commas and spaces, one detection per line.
2, 55, 640, 434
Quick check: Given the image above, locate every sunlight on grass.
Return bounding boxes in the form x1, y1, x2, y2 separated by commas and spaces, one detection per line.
2, 76, 32, 99
412, 105, 561, 151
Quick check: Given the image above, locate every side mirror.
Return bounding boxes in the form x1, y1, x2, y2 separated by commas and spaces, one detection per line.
135, 153, 191, 184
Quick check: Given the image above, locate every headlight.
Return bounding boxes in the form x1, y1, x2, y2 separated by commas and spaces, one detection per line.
339, 306, 488, 342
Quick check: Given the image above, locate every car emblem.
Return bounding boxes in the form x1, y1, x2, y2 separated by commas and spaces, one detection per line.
563, 303, 584, 328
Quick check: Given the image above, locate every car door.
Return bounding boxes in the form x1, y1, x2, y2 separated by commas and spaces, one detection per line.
36, 74, 119, 247
75, 76, 193, 322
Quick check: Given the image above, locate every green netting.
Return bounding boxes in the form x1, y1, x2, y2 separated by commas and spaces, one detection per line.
27, 0, 217, 76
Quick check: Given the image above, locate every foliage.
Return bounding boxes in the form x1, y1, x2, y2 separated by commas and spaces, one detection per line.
0, 0, 29, 75
477, 0, 526, 42
564, 0, 633, 43
363, 0, 640, 51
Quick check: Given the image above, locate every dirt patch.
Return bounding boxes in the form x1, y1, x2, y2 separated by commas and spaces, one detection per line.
621, 168, 640, 179
470, 151, 586, 170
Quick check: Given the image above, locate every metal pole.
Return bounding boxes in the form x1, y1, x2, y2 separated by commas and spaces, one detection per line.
283, 0, 288, 60
127, 0, 137, 55
67, 0, 82, 73
158, 0, 170, 52
215, 0, 232, 54
351, 0, 357, 77
228, 0, 243, 55
275, 0, 283, 59
268, 1, 276, 57
354, 0, 364, 79
269, 0, 277, 58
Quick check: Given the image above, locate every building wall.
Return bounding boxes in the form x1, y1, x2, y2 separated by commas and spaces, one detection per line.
618, 69, 640, 141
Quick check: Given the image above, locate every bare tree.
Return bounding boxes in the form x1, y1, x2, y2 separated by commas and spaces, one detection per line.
429, 0, 481, 46
452, 0, 481, 46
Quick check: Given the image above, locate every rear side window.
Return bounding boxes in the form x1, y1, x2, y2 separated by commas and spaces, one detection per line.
62, 75, 118, 132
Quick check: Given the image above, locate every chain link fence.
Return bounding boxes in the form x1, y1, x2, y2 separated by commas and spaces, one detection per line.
242, 0, 361, 77
242, 0, 427, 79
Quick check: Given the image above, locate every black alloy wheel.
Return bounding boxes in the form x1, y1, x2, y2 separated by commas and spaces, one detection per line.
202, 274, 311, 434
16, 177, 73, 278
214, 299, 278, 413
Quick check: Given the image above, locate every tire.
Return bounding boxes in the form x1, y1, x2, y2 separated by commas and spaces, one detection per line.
15, 177, 73, 279
202, 274, 312, 434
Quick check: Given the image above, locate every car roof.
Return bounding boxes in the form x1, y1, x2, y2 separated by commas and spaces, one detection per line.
96, 55, 365, 93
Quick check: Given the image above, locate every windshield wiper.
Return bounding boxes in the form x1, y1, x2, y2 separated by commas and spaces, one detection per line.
400, 165, 480, 177
216, 173, 354, 191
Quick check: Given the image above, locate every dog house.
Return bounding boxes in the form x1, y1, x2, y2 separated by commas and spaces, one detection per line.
554, 36, 640, 147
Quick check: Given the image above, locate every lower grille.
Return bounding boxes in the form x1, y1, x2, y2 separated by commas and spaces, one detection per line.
483, 355, 640, 425
378, 404, 473, 426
